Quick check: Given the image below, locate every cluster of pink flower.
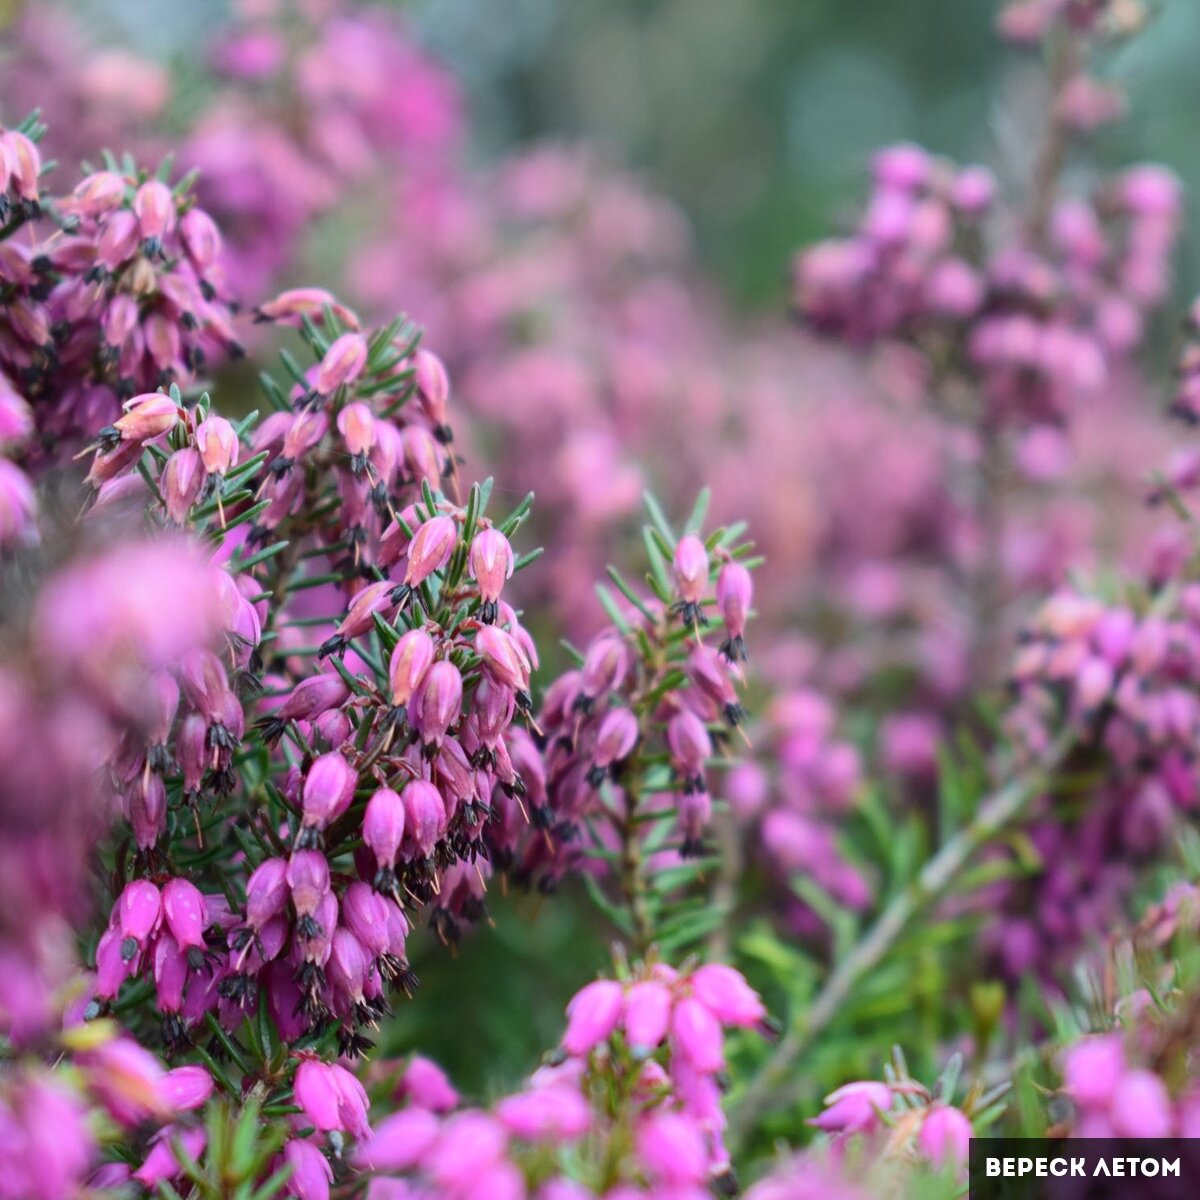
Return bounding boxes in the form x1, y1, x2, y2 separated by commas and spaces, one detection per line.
979, 586, 1200, 981
811, 1077, 974, 1168
0, 534, 234, 1197
0, 1025, 219, 1198
189, 2, 462, 297
0, 535, 225, 1040
795, 139, 1178, 429
1060, 1032, 1199, 1138
0, 2, 463, 302
735, 1052, 989, 1199
75, 296, 561, 1068
533, 531, 753, 896
344, 961, 767, 1200
727, 690, 871, 936
0, 159, 241, 471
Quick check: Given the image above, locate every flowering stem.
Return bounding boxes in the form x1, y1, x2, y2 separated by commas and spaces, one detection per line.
618, 783, 654, 957
1026, 31, 1079, 245
727, 731, 1073, 1146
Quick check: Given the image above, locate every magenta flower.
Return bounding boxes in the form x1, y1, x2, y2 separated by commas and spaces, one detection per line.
623, 980, 673, 1053
293, 1058, 372, 1140
810, 1081, 894, 1135
562, 979, 623, 1056
388, 628, 436, 710
354, 1107, 440, 1171
400, 1056, 460, 1113
671, 996, 724, 1074
315, 332, 369, 396
689, 964, 766, 1029
402, 514, 457, 590
364, 788, 406, 884
469, 528, 515, 622
917, 1105, 972, 1164
636, 1110, 709, 1185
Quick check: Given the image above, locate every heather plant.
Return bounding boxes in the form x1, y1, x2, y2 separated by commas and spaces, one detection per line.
5, 0, 1200, 1196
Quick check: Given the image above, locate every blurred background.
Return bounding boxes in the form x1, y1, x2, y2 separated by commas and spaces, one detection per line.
47, 0, 1200, 314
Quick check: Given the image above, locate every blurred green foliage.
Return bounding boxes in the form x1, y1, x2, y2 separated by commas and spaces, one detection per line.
414, 0, 1200, 320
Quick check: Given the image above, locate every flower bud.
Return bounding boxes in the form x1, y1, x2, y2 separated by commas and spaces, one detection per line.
679, 789, 712, 857
337, 401, 377, 458
133, 181, 176, 250
580, 633, 630, 703
287, 851, 331, 923
85, 1035, 169, 1125
690, 964, 765, 1028
322, 580, 395, 656
341, 882, 390, 959
162, 447, 205, 524
497, 1082, 591, 1142
475, 624, 531, 694
116, 880, 162, 960
97, 209, 140, 271
245, 858, 290, 930
401, 780, 446, 857
95, 927, 133, 999
363, 787, 406, 872
283, 1139, 334, 1199
636, 1111, 708, 1185
128, 772, 167, 849
179, 207, 222, 270
810, 1081, 893, 1134
354, 1108, 440, 1171
918, 1105, 972, 1164
563, 979, 623, 1055
403, 514, 457, 589
667, 709, 711, 788
414, 348, 450, 435
400, 1055, 459, 1112
293, 1059, 341, 1133
2, 130, 41, 204
113, 393, 179, 443
328, 926, 371, 1004
301, 751, 357, 834
716, 560, 752, 660
70, 169, 126, 216
469, 528, 514, 620
623, 980, 672, 1053
389, 628, 436, 709
412, 660, 462, 747
672, 534, 709, 606
159, 1065, 214, 1113
591, 707, 638, 778
670, 996, 723, 1073
162, 878, 208, 956
102, 293, 139, 351
194, 415, 239, 475
133, 1126, 206, 1189
315, 332, 368, 395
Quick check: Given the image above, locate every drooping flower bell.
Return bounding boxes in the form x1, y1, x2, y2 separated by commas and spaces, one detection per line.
716, 559, 752, 661
671, 533, 710, 629
468, 527, 514, 623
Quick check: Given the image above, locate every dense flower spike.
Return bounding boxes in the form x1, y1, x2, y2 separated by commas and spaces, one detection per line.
354, 963, 765, 1196
531, 514, 755, 901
